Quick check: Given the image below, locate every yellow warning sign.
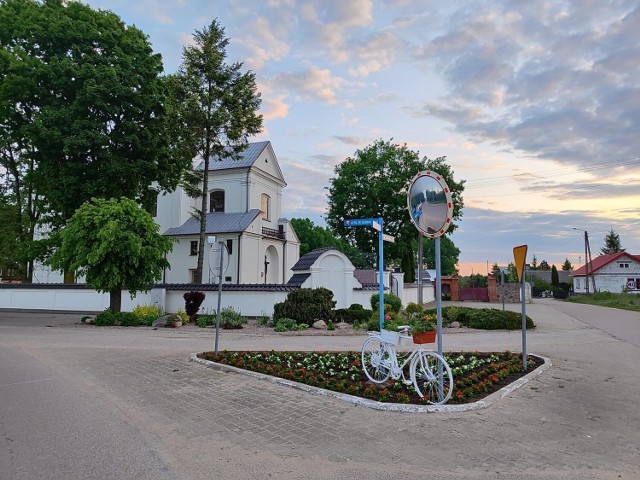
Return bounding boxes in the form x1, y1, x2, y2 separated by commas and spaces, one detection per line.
513, 245, 528, 282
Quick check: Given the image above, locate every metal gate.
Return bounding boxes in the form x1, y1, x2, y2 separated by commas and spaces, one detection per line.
458, 287, 489, 302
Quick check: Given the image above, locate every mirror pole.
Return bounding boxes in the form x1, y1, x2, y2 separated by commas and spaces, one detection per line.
417, 233, 423, 304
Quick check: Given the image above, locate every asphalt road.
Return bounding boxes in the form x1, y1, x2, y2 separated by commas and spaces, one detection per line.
1, 299, 639, 479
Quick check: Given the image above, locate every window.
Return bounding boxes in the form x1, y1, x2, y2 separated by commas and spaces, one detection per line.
226, 239, 233, 255
261, 193, 271, 220
148, 189, 158, 217
619, 263, 630, 268
210, 190, 225, 212
576, 279, 581, 289
190, 269, 198, 283
190, 240, 198, 256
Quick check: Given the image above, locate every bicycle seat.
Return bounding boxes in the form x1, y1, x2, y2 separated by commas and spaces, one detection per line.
397, 325, 411, 334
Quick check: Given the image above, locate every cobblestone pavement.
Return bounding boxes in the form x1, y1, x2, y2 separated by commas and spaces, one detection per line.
2, 300, 640, 479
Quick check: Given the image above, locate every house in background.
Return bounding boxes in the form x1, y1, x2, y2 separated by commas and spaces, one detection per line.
571, 252, 640, 294
156, 141, 300, 285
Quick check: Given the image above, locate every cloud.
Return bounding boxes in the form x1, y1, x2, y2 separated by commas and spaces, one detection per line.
333, 135, 363, 145
411, 2, 640, 171
271, 64, 344, 104
348, 31, 404, 77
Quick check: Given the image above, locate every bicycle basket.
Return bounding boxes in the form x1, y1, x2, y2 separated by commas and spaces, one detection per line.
380, 329, 401, 345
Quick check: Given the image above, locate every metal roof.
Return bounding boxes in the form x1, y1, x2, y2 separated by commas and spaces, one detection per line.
572, 252, 640, 276
291, 248, 334, 271
194, 141, 271, 171
286, 273, 311, 287
163, 210, 261, 236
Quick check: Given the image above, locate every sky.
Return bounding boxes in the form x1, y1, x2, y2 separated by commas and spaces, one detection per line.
84, 0, 640, 275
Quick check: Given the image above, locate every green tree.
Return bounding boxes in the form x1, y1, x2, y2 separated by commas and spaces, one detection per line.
490, 263, 502, 278
173, 19, 262, 283
0, 0, 190, 276
0, 193, 21, 277
48, 198, 172, 312
562, 258, 572, 271
422, 235, 460, 276
551, 265, 559, 287
290, 218, 368, 267
601, 227, 624, 254
326, 139, 464, 282
539, 260, 550, 271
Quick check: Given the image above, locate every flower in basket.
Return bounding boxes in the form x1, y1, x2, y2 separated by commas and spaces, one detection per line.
410, 315, 436, 334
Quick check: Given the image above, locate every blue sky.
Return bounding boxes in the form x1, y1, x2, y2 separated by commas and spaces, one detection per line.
85, 0, 640, 274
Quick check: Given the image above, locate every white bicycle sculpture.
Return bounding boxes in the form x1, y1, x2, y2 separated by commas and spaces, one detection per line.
361, 326, 453, 405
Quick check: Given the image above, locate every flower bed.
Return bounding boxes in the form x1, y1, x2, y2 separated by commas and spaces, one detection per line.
198, 350, 543, 405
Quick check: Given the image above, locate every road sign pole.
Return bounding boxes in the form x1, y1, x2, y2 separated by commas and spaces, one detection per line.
378, 217, 384, 331
521, 272, 527, 371
435, 236, 443, 357
214, 241, 224, 355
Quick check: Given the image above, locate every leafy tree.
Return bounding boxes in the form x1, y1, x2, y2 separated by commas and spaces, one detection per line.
326, 139, 464, 282
490, 263, 502, 278
551, 265, 559, 287
601, 227, 624, 254
48, 198, 172, 312
422, 235, 460, 276
562, 258, 572, 271
290, 218, 368, 268
0, 0, 190, 277
0, 194, 21, 277
173, 19, 262, 283
539, 260, 550, 271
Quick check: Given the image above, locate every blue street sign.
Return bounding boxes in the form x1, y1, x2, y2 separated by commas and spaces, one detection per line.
343, 218, 377, 227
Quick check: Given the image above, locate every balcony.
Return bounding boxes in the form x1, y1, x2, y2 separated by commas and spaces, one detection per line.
262, 227, 285, 239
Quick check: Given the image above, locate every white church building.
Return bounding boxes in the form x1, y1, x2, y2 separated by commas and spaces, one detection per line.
155, 141, 300, 285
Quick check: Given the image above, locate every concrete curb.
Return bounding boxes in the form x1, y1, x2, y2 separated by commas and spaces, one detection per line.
190, 352, 552, 413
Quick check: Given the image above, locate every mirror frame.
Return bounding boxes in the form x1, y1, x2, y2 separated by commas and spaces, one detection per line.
406, 170, 453, 238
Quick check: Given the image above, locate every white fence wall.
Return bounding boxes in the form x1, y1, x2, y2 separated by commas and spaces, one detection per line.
0, 282, 435, 316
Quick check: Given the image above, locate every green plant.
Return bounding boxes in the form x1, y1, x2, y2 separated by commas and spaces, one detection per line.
132, 304, 164, 326
410, 313, 436, 334
256, 312, 271, 327
274, 318, 308, 332
273, 288, 336, 326
197, 314, 216, 328
404, 302, 424, 314
327, 321, 335, 331
95, 309, 140, 327
175, 309, 189, 324
370, 293, 402, 313
220, 307, 247, 328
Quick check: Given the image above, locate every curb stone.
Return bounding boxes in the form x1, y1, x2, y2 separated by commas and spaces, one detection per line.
190, 352, 552, 413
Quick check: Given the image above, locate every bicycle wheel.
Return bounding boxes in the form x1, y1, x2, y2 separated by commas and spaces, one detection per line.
410, 351, 453, 404
361, 336, 392, 384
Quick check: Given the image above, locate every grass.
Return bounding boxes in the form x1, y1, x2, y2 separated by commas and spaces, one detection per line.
565, 291, 640, 312
198, 350, 543, 405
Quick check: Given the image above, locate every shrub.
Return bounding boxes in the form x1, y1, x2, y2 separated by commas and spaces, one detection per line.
274, 318, 308, 332
183, 291, 205, 322
423, 306, 535, 330
256, 312, 271, 327
327, 320, 335, 331
197, 314, 216, 328
220, 307, 247, 328
273, 288, 336, 326
132, 304, 164, 326
405, 302, 424, 314
334, 305, 373, 324
175, 309, 189, 324
370, 293, 402, 313
95, 310, 140, 326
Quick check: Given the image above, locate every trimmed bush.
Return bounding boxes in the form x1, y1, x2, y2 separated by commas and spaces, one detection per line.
273, 288, 336, 326
274, 318, 308, 332
370, 293, 402, 313
420, 306, 535, 330
334, 305, 373, 324
132, 304, 164, 326
184, 291, 205, 322
95, 310, 140, 327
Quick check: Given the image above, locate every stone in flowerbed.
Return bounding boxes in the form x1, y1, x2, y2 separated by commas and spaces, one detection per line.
197, 350, 544, 405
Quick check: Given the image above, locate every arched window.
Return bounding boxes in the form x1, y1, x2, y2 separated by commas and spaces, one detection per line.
261, 193, 270, 220
210, 190, 225, 212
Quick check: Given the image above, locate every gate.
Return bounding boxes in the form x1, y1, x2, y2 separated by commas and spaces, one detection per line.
458, 287, 489, 302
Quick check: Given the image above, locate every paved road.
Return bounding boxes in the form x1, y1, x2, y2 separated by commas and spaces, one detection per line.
1, 300, 639, 479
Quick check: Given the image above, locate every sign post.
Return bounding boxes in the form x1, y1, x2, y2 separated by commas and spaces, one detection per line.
406, 171, 453, 358
513, 244, 528, 371
209, 241, 229, 355
344, 217, 394, 330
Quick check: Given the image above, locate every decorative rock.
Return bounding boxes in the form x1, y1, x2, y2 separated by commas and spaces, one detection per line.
312, 320, 327, 330
450, 321, 461, 328
335, 322, 351, 330
152, 314, 182, 328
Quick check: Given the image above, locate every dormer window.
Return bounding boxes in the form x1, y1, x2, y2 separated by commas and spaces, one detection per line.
210, 190, 225, 212
261, 193, 271, 221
